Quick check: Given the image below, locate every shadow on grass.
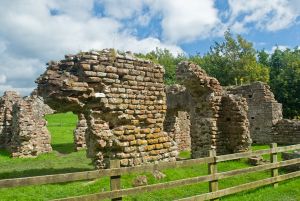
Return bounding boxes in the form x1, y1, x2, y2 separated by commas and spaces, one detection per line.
0, 167, 94, 179
2, 143, 76, 156
52, 143, 75, 154
0, 149, 10, 157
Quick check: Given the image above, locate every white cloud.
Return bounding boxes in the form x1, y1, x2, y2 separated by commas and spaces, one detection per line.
0, 51, 44, 95
264, 45, 290, 54
99, 0, 221, 43
0, 0, 183, 96
289, 0, 300, 17
0, 41, 6, 54
156, 0, 220, 43
270, 45, 290, 53
0, 0, 299, 96
0, 53, 43, 80
226, 0, 300, 32
0, 85, 34, 97
230, 21, 248, 33
99, 0, 300, 43
98, 0, 144, 19
48, 0, 94, 20
0, 75, 6, 84
116, 36, 182, 55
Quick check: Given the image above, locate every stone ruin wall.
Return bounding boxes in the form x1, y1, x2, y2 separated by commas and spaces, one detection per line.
0, 91, 52, 157
165, 85, 191, 151
165, 83, 251, 154
0, 91, 22, 149
226, 82, 283, 144
31, 89, 55, 116
175, 61, 251, 157
36, 49, 177, 168
10, 97, 52, 157
167, 77, 300, 148
68, 65, 296, 159
217, 94, 251, 153
0, 90, 89, 156
74, 113, 87, 151
164, 111, 191, 151
273, 119, 300, 145
1, 49, 298, 162
173, 111, 190, 151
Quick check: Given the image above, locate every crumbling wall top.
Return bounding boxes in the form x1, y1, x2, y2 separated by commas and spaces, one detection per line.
174, 61, 251, 157
36, 49, 165, 114
226, 81, 279, 103
176, 61, 222, 96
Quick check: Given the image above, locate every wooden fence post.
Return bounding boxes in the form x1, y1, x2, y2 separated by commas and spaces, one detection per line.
209, 149, 219, 201
270, 143, 278, 188
110, 160, 122, 201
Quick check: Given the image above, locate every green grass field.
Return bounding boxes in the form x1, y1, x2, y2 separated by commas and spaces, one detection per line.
0, 112, 299, 201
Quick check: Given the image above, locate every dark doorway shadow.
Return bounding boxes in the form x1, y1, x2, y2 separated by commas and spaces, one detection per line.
52, 143, 76, 154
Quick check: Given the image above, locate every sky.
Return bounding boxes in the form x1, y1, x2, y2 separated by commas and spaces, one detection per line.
0, 0, 299, 96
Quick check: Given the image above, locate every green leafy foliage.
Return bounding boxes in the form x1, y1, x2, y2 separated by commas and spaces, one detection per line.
267, 48, 300, 118
257, 49, 270, 66
195, 30, 269, 85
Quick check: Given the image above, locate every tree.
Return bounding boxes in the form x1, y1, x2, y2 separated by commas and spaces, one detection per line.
189, 54, 204, 66
269, 47, 300, 118
200, 30, 269, 85
257, 49, 270, 66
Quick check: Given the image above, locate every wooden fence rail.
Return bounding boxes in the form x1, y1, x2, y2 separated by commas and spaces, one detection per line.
0, 143, 300, 201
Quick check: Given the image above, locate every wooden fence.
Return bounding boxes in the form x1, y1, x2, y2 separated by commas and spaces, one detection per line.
0, 143, 300, 201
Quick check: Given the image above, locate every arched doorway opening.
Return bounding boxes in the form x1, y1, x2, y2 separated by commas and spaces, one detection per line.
45, 112, 79, 154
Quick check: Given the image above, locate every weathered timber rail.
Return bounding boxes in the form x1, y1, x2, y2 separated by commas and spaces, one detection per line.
0, 143, 299, 201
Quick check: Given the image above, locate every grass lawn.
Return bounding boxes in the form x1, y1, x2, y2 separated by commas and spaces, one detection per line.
0, 112, 299, 200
